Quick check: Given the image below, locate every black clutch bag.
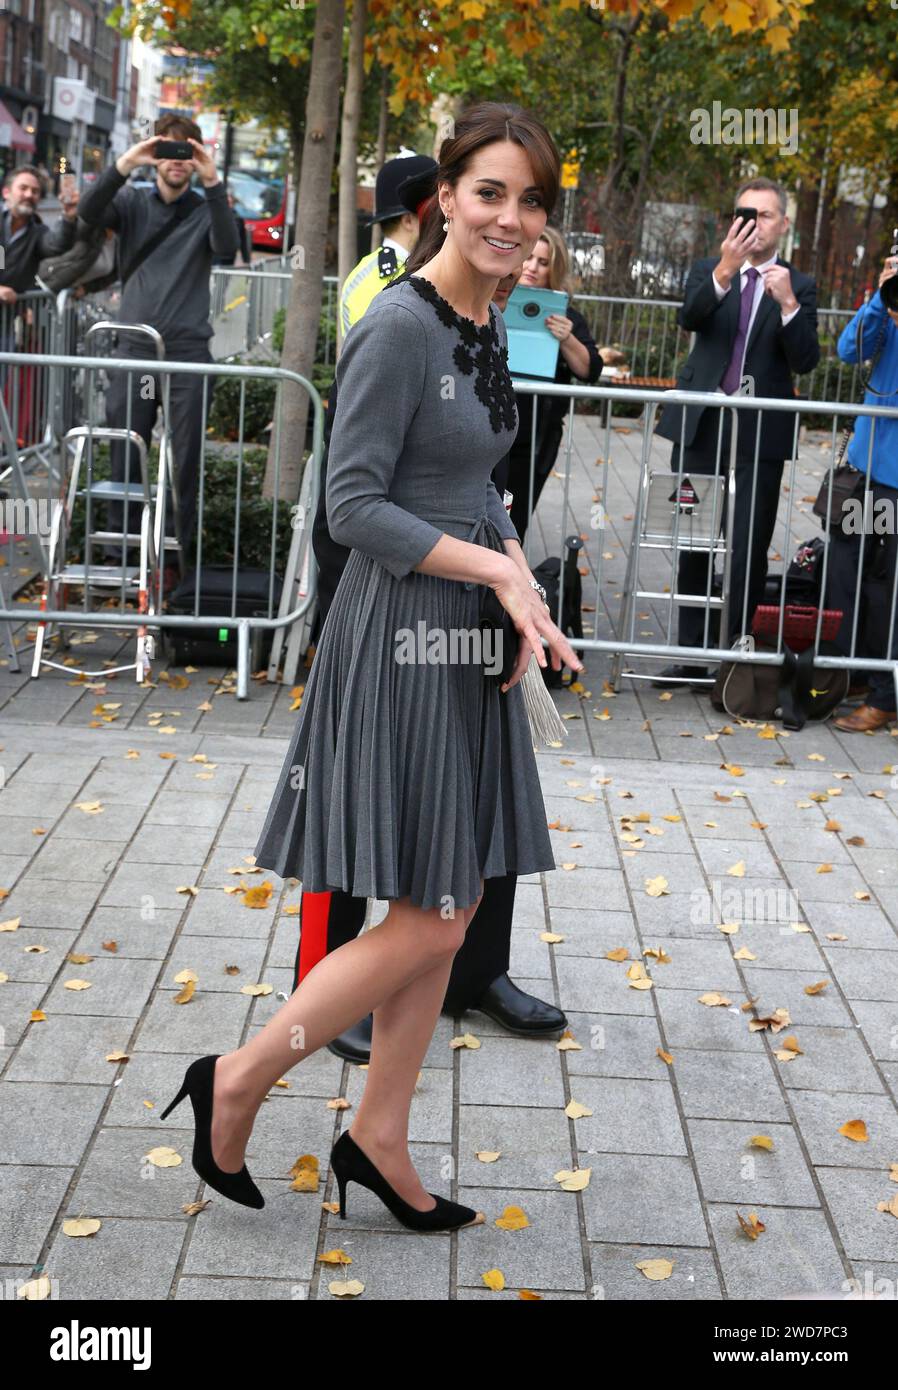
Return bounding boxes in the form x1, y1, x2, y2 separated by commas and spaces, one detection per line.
478, 585, 519, 685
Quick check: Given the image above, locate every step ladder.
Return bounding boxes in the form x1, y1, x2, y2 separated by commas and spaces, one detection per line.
610, 454, 734, 690
30, 323, 178, 684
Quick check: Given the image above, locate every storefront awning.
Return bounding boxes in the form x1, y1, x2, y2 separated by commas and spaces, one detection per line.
0, 101, 36, 152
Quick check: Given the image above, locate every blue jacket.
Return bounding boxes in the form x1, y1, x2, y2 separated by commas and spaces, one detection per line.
837, 289, 898, 487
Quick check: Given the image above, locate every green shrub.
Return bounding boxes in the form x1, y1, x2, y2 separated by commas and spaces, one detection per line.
208, 373, 278, 443
67, 445, 296, 574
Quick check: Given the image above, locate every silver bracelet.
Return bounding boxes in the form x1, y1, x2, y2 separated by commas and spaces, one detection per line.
528, 578, 548, 605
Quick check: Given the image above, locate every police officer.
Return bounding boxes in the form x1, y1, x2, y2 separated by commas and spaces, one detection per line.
337, 154, 435, 346
296, 158, 567, 1064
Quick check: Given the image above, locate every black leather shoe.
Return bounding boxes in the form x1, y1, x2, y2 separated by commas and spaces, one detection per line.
327, 1013, 372, 1064
449, 973, 567, 1039
651, 663, 711, 688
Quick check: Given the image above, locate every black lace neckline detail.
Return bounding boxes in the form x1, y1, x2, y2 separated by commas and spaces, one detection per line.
394, 272, 518, 435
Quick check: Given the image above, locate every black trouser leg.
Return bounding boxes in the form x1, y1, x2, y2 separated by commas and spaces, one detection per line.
443, 871, 515, 1011
104, 365, 159, 546
165, 350, 213, 567
671, 409, 783, 647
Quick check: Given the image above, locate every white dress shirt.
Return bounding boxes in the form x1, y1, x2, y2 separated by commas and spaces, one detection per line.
710, 253, 799, 391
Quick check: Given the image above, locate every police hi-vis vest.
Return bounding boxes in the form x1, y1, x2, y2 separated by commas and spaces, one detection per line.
339, 243, 407, 337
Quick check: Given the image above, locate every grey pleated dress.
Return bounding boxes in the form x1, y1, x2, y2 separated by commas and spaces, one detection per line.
253, 272, 555, 912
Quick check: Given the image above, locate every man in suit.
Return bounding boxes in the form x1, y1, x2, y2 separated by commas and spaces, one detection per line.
297, 165, 566, 1066
653, 177, 820, 685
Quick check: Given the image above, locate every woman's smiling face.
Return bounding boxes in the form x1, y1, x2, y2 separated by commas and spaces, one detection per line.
438, 140, 548, 279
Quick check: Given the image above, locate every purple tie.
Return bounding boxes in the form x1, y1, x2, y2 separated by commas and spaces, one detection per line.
720, 266, 759, 395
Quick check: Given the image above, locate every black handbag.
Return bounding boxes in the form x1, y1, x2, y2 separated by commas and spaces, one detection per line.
812, 460, 865, 529
478, 584, 519, 684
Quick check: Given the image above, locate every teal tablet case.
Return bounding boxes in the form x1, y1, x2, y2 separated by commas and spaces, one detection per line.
503, 286, 570, 379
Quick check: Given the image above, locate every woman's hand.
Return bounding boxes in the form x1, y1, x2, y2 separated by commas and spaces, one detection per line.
545, 313, 573, 342
490, 558, 584, 692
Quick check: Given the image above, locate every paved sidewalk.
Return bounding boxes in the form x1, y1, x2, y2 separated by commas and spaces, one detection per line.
1, 415, 897, 1300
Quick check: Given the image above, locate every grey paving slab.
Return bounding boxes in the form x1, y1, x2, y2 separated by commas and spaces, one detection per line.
0, 980, 51, 1047
554, 955, 657, 1016
851, 999, 898, 1062
562, 1010, 664, 1079
589, 1243, 722, 1300
7, 1015, 137, 1084
42, 956, 160, 1017
655, 988, 765, 1053
25, 836, 127, 883
579, 1152, 708, 1246
99, 861, 206, 913
43, 1217, 187, 1300
175, 1277, 306, 1299
51, 802, 147, 842
178, 887, 279, 938
456, 1104, 574, 1190
132, 990, 251, 1055
786, 1090, 898, 1170
672, 1050, 790, 1122
776, 1024, 888, 1096
0, 924, 78, 983
707, 1204, 849, 1299
0, 1081, 108, 1164
144, 791, 233, 828
76, 907, 182, 960
824, 946, 898, 1003
571, 1075, 688, 1156
455, 1035, 567, 1109
686, 1119, 819, 1206
739, 967, 857, 1027
814, 1167, 898, 1263
181, 1179, 321, 1281
454, 1187, 586, 1292
0, 1165, 73, 1264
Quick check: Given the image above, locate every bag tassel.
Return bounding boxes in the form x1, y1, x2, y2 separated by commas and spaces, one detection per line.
519, 652, 568, 746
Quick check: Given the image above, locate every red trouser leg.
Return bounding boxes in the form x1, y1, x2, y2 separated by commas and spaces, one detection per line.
292, 888, 367, 991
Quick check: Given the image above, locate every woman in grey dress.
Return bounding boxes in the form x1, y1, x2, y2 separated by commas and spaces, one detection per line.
161, 103, 584, 1233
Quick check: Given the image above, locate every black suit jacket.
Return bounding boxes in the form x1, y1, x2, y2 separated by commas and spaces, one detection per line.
654, 255, 820, 460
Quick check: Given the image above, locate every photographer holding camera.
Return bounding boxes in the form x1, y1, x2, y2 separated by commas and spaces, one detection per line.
78, 114, 238, 579
827, 254, 898, 732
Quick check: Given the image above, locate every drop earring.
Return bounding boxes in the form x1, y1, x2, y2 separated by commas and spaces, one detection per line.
442, 216, 450, 231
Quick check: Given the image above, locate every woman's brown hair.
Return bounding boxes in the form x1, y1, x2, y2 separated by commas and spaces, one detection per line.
404, 102, 560, 277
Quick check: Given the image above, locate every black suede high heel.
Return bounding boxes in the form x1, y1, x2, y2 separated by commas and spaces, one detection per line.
330, 1130, 482, 1232
160, 1054, 264, 1209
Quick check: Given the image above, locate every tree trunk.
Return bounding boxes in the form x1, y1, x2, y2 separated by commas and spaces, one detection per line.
336, 0, 368, 358
370, 65, 389, 258
263, 0, 346, 502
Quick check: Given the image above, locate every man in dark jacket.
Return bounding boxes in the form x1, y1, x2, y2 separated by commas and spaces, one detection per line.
0, 164, 79, 300
653, 177, 820, 683
78, 113, 238, 572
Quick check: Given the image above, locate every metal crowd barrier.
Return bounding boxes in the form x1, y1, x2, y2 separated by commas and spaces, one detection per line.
0, 350, 324, 700
507, 377, 898, 711
571, 294, 857, 403
0, 288, 58, 470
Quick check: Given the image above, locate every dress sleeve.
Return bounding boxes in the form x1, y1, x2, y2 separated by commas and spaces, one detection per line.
325, 298, 445, 580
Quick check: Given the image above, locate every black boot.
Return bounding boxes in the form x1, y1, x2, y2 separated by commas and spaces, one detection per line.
327, 1013, 372, 1064
445, 973, 567, 1039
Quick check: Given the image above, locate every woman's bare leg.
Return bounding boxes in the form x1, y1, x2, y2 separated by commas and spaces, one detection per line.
209, 892, 473, 1173
347, 885, 484, 1211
